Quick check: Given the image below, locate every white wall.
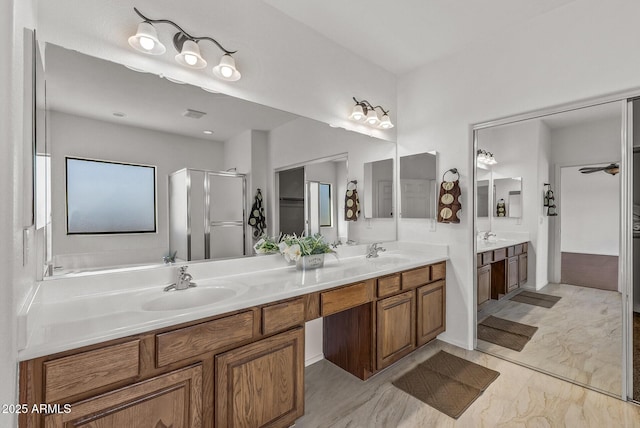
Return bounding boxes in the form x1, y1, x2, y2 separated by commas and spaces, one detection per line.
560, 166, 619, 256
549, 114, 622, 280
3, 0, 37, 425
479, 120, 541, 289
397, 0, 640, 349
268, 117, 397, 244
536, 123, 551, 290
50, 111, 225, 269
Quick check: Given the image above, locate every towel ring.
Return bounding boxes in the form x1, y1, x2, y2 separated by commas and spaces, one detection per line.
442, 168, 460, 182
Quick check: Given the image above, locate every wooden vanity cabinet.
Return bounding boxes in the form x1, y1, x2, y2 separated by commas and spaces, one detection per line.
21, 262, 446, 428
215, 328, 304, 428
507, 256, 519, 292
519, 252, 528, 284
323, 261, 447, 379
43, 365, 203, 428
416, 280, 446, 346
376, 291, 416, 369
477, 264, 491, 306
477, 243, 529, 306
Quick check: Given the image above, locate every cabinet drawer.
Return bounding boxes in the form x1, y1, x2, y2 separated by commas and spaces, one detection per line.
493, 248, 506, 262
377, 273, 401, 297
44, 340, 140, 402
522, 242, 528, 253
514, 244, 524, 255
401, 266, 430, 289
262, 298, 305, 335
156, 311, 255, 367
431, 262, 446, 281
481, 251, 494, 266
321, 280, 375, 316
507, 246, 516, 257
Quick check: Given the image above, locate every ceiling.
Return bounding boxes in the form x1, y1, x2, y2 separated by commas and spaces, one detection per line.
540, 101, 622, 130
264, 0, 578, 75
45, 44, 299, 142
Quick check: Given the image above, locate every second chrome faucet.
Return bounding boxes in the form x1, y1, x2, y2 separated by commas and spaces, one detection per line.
164, 266, 197, 292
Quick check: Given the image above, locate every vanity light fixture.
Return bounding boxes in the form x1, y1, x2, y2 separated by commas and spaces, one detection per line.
349, 97, 394, 129
476, 149, 497, 165
129, 7, 241, 81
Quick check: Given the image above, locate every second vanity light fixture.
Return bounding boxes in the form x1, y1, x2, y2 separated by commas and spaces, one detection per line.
128, 7, 241, 81
476, 149, 497, 165
349, 97, 394, 129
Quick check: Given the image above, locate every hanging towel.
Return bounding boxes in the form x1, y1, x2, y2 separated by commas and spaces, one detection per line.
437, 180, 462, 224
345, 181, 360, 221
248, 188, 266, 239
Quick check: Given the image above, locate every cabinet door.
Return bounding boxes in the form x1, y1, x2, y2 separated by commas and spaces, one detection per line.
376, 290, 416, 370
215, 327, 304, 428
507, 256, 519, 292
44, 365, 202, 428
417, 280, 446, 346
477, 264, 491, 306
519, 253, 528, 285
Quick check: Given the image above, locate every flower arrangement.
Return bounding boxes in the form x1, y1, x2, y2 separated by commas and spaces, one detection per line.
254, 233, 335, 266
277, 233, 335, 262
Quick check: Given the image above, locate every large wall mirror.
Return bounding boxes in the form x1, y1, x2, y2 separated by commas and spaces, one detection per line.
474, 100, 624, 397
399, 151, 437, 219
35, 43, 397, 278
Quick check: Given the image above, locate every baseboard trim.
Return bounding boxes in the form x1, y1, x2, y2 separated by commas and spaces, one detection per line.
305, 353, 324, 367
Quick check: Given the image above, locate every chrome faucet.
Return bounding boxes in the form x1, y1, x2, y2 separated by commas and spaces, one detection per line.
482, 232, 497, 241
366, 242, 386, 258
164, 266, 196, 292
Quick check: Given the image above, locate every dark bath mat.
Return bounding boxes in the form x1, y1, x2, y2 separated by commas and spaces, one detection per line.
393, 351, 499, 419
477, 316, 538, 352
510, 290, 561, 308
480, 315, 538, 339
477, 324, 531, 352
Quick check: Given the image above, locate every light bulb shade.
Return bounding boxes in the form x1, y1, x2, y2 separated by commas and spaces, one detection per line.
349, 104, 365, 121
175, 40, 207, 69
365, 109, 380, 126
378, 114, 394, 129
128, 22, 166, 55
212, 54, 241, 81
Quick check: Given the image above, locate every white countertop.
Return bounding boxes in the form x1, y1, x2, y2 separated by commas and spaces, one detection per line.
476, 238, 528, 253
18, 242, 448, 361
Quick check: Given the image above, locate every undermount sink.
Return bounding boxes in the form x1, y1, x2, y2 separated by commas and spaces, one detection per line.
366, 255, 412, 266
141, 283, 244, 312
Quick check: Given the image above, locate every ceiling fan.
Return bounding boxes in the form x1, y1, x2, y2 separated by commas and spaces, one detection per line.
578, 163, 620, 175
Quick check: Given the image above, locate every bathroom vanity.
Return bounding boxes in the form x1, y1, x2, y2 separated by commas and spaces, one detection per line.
18, 246, 446, 428
477, 240, 528, 306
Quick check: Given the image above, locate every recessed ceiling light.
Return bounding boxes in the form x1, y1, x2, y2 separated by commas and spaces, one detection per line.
113, 112, 126, 118
203, 130, 214, 135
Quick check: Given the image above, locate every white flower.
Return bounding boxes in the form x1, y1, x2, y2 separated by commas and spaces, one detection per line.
283, 243, 302, 262
278, 242, 289, 253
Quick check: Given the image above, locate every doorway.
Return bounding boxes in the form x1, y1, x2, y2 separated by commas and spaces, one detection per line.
473, 100, 625, 398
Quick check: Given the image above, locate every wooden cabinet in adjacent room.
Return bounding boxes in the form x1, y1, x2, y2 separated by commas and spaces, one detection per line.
477, 264, 491, 306
44, 365, 203, 428
507, 256, 519, 292
416, 280, 446, 346
215, 327, 304, 428
519, 252, 528, 284
376, 290, 416, 370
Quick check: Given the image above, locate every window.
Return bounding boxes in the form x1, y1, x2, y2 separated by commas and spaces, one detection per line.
66, 157, 157, 234
319, 183, 332, 227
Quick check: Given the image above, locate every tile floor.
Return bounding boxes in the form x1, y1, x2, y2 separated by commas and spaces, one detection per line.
476, 283, 622, 395
297, 340, 640, 427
